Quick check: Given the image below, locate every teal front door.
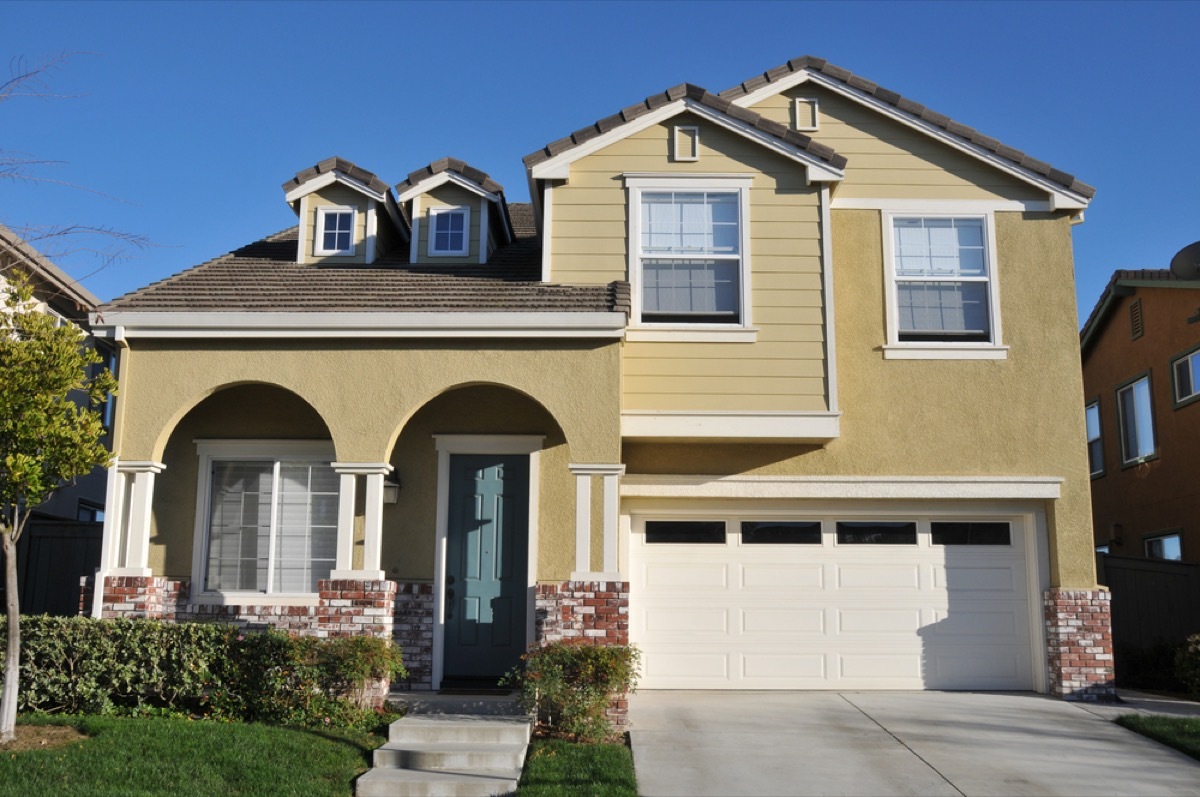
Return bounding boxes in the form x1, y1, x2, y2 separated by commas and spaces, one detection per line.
443, 454, 530, 682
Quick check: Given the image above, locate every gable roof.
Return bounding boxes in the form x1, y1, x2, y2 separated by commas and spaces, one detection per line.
721, 56, 1094, 207
97, 204, 625, 319
396, 157, 505, 199
1079, 269, 1200, 352
523, 83, 847, 181
282, 156, 392, 203
0, 222, 100, 320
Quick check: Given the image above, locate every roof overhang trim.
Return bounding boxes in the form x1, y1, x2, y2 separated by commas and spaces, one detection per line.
528, 97, 844, 184
396, 171, 502, 204
284, 170, 389, 205
90, 311, 627, 340
731, 70, 1091, 211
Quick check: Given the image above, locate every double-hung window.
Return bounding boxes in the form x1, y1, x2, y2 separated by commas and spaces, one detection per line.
884, 213, 1002, 357
1085, 402, 1103, 477
429, 206, 469, 256
1174, 347, 1200, 406
627, 176, 752, 332
195, 441, 337, 597
1117, 375, 1156, 465
315, 207, 355, 256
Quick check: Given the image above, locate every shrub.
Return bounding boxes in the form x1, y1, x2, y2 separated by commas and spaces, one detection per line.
1117, 641, 1185, 692
1176, 634, 1200, 697
2, 615, 406, 731
503, 640, 639, 743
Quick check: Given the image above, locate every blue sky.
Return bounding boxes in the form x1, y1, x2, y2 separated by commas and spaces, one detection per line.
2, 0, 1198, 322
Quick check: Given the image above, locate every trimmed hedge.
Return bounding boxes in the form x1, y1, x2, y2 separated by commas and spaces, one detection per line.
503, 640, 639, 743
1, 615, 406, 730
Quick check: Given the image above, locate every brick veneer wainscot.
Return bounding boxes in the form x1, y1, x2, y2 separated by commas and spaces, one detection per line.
391, 582, 435, 690
1044, 587, 1116, 701
536, 580, 631, 729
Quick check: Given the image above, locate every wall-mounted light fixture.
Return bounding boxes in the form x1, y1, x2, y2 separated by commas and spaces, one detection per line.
383, 475, 401, 504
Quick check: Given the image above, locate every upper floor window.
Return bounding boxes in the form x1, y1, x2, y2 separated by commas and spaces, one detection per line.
1174, 346, 1200, 406
429, 206, 470, 256
626, 176, 752, 333
1117, 375, 1156, 465
315, 207, 355, 256
883, 213, 1003, 359
1145, 532, 1181, 561
1085, 402, 1103, 477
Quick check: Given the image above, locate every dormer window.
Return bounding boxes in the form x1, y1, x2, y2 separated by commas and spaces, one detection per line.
315, 207, 356, 256
429, 206, 470, 256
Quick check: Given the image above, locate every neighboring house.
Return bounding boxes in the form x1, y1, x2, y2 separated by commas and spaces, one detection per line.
0, 222, 110, 614
1080, 269, 1200, 562
87, 56, 1109, 701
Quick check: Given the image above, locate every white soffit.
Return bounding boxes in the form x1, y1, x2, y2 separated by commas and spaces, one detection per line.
730, 70, 1090, 211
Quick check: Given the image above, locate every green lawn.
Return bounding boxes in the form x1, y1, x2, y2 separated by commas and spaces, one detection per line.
0, 715, 383, 797
517, 738, 638, 797
1117, 714, 1200, 762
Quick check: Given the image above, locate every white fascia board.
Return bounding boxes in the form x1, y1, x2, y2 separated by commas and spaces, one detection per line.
620, 474, 1064, 501
529, 98, 845, 184
91, 311, 627, 340
731, 70, 1090, 210
832, 197, 1052, 213
621, 411, 840, 442
396, 171, 500, 204
284, 171, 388, 204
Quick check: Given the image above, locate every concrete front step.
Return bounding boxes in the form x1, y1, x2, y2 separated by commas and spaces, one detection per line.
374, 741, 528, 771
355, 767, 522, 797
356, 713, 532, 796
389, 714, 532, 745
390, 691, 525, 717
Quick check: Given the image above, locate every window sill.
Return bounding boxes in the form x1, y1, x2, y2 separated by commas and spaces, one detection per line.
883, 344, 1009, 360
189, 593, 321, 607
626, 326, 759, 343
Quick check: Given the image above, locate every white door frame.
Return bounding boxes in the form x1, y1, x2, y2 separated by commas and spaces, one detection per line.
432, 434, 543, 689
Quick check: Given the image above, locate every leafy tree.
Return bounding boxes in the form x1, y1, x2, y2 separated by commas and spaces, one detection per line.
0, 269, 116, 742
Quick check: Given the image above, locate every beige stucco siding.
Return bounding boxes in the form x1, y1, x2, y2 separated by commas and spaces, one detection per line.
746, 85, 1044, 202
116, 339, 621, 583
415, 184, 483, 264
303, 185, 371, 263
624, 210, 1095, 588
551, 112, 828, 413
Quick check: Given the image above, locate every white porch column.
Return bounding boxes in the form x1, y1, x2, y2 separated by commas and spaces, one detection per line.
329, 462, 392, 580
110, 460, 165, 576
568, 463, 625, 581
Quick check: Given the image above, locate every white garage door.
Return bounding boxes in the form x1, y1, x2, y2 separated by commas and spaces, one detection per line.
629, 512, 1036, 690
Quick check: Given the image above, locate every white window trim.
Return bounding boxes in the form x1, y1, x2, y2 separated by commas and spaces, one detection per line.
190, 439, 335, 604
880, 210, 1006, 360
625, 174, 754, 340
1117, 375, 1157, 466
427, 205, 471, 257
793, 97, 819, 132
672, 125, 700, 162
1174, 347, 1200, 405
314, 206, 357, 257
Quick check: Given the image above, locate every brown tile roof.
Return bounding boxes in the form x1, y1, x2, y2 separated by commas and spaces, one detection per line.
522, 83, 847, 171
1079, 269, 1200, 352
720, 56, 1095, 200
282, 157, 391, 197
396, 158, 504, 196
99, 205, 624, 315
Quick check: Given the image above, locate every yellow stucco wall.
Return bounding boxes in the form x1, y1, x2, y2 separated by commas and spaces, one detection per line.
550, 111, 828, 413
118, 339, 621, 582
746, 84, 1045, 202
624, 210, 1094, 587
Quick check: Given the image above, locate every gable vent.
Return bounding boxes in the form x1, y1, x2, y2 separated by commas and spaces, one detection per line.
1130, 298, 1144, 340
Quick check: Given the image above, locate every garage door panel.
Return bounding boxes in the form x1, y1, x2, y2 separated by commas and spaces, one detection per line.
837, 608, 924, 634
741, 607, 825, 634
928, 608, 1021, 638
641, 561, 729, 589
739, 563, 824, 589
934, 566, 1022, 591
838, 653, 923, 680
836, 564, 921, 589
742, 653, 827, 680
645, 652, 730, 681
643, 606, 729, 634
926, 651, 1026, 688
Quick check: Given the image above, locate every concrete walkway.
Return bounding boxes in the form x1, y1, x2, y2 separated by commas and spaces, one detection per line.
629, 691, 1200, 796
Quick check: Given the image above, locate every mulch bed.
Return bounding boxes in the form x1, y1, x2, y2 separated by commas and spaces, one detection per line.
0, 725, 88, 752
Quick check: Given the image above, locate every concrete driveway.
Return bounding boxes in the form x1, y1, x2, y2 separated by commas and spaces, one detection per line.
629, 691, 1200, 796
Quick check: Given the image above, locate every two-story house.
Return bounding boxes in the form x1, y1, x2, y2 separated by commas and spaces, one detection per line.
1, 222, 111, 614
87, 56, 1109, 701
1080, 268, 1200, 562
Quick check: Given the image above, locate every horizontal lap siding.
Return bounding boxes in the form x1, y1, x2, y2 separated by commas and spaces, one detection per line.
748, 87, 1043, 202
415, 184, 482, 264
306, 186, 370, 264
549, 114, 826, 414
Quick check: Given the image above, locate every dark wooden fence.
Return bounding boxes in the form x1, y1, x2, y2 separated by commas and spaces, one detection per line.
0, 519, 102, 616
1097, 553, 1200, 649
